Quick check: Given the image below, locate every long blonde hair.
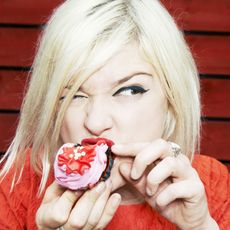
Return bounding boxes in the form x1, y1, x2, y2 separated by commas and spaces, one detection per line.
0, 0, 200, 194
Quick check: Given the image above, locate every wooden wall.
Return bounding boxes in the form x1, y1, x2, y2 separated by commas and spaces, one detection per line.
0, 0, 229, 170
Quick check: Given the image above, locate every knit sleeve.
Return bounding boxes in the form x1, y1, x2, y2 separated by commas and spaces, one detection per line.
0, 157, 32, 229
192, 155, 230, 230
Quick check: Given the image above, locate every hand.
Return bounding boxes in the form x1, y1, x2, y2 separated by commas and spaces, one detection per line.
36, 180, 121, 230
112, 139, 219, 230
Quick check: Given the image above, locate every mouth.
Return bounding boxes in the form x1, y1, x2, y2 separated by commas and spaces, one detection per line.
81, 138, 114, 147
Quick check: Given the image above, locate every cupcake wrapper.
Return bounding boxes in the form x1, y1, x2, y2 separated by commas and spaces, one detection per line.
100, 148, 114, 181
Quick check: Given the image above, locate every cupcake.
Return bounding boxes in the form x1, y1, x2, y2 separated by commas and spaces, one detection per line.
54, 138, 114, 190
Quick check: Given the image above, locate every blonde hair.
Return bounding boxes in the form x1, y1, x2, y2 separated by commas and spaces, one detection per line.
0, 0, 200, 194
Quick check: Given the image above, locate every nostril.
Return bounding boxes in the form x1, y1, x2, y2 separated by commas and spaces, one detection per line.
84, 114, 113, 137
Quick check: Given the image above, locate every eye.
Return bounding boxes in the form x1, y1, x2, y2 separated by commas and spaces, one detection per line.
72, 95, 88, 100
59, 94, 88, 101
113, 85, 149, 96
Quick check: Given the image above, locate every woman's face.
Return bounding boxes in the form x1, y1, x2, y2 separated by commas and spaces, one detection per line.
60, 43, 168, 190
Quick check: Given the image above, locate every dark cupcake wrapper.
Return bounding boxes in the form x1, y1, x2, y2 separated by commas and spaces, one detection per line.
100, 148, 114, 181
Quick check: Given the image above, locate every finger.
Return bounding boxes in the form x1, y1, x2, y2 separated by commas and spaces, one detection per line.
83, 180, 113, 230
119, 162, 171, 210
64, 182, 106, 229
42, 181, 66, 204
37, 189, 83, 228
130, 139, 171, 180
119, 162, 147, 195
112, 142, 149, 157
146, 155, 193, 196
156, 179, 205, 207
96, 193, 121, 229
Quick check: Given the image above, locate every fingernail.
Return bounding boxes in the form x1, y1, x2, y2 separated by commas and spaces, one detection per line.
146, 187, 153, 196
131, 167, 139, 180
95, 182, 106, 193
112, 194, 121, 208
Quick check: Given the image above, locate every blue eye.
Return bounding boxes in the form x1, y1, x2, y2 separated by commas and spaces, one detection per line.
113, 86, 149, 96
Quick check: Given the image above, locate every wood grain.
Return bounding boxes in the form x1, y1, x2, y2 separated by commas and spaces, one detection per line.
0, 0, 63, 25
0, 113, 18, 152
0, 28, 41, 67
201, 78, 230, 118
161, 0, 230, 32
1, 0, 230, 32
1, 28, 230, 75
186, 35, 230, 75
200, 121, 230, 161
0, 70, 28, 110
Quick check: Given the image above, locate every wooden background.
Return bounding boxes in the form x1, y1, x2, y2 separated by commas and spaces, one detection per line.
0, 0, 229, 170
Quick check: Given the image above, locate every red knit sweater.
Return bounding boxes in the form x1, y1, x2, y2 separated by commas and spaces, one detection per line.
0, 154, 229, 230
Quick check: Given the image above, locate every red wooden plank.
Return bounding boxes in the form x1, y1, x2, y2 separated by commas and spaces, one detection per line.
201, 79, 230, 118
0, 70, 28, 110
186, 35, 230, 75
161, 0, 230, 32
0, 113, 18, 152
200, 121, 230, 161
0, 0, 63, 25
0, 0, 229, 32
0, 28, 41, 67
1, 28, 230, 74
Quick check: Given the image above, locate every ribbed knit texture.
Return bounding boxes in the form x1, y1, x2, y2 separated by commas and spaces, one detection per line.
0, 154, 229, 229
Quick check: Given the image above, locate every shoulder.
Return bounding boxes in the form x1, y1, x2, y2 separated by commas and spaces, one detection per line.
192, 154, 229, 175
192, 154, 229, 188
0, 151, 37, 205
0, 151, 36, 227
0, 148, 49, 214
192, 154, 230, 228
192, 154, 229, 198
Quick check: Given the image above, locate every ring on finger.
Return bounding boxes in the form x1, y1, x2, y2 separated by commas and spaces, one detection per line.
168, 141, 182, 158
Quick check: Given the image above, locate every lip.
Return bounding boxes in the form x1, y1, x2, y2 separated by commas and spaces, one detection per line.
81, 138, 114, 147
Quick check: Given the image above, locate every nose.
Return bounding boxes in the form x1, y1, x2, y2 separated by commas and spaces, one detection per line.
84, 97, 113, 137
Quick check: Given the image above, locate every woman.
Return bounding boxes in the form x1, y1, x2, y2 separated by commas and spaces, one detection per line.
0, 0, 229, 229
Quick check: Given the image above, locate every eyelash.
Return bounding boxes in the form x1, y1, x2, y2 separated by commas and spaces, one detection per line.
59, 85, 149, 100
113, 85, 149, 96
72, 95, 87, 99
59, 95, 87, 101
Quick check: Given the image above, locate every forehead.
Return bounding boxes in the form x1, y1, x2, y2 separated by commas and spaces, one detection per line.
80, 43, 155, 92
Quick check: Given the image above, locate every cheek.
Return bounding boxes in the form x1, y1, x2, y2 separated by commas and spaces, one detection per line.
136, 107, 166, 140
60, 107, 84, 143
115, 97, 167, 142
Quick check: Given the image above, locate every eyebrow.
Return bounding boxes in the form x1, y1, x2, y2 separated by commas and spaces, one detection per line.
65, 72, 153, 91
116, 72, 153, 85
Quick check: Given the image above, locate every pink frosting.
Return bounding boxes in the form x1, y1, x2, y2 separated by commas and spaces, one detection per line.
54, 143, 108, 190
